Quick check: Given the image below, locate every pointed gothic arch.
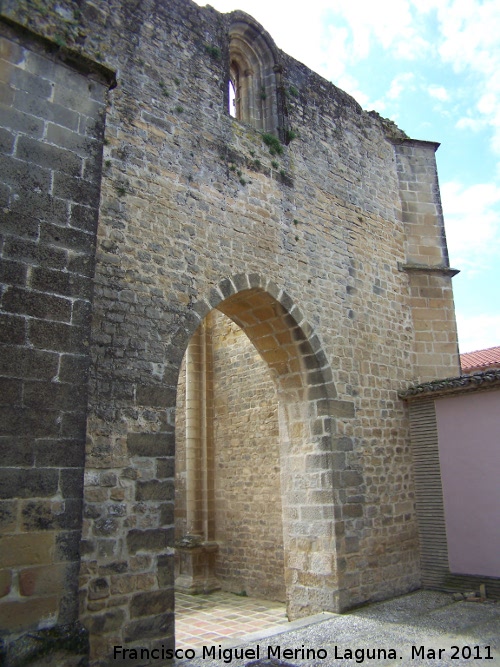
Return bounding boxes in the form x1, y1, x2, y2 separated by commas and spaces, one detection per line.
175, 274, 356, 619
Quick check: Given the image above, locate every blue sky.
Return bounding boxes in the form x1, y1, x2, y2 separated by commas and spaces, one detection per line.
194, 0, 500, 353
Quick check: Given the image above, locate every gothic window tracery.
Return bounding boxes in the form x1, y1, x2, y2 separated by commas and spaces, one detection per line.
227, 13, 282, 136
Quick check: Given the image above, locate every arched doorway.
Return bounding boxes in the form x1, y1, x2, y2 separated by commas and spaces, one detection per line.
175, 309, 285, 602
174, 276, 352, 621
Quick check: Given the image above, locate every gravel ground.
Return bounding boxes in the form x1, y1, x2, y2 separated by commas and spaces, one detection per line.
176, 591, 500, 667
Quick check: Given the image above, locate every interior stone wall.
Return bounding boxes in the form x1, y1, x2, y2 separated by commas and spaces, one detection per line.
175, 311, 284, 601
212, 312, 284, 600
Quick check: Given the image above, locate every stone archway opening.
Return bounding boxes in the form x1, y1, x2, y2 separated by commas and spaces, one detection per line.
175, 309, 286, 602
174, 283, 349, 624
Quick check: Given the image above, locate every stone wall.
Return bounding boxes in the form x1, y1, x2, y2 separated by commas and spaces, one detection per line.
212, 313, 284, 601
0, 19, 112, 663
0, 0, 462, 663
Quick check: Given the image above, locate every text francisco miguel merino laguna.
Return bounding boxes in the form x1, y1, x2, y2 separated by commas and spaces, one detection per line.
114, 644, 456, 663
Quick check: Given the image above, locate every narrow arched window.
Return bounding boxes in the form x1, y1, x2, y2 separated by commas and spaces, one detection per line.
228, 77, 237, 118
229, 60, 241, 120
228, 12, 282, 136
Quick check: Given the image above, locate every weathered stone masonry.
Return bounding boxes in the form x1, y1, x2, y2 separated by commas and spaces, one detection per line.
0, 0, 460, 664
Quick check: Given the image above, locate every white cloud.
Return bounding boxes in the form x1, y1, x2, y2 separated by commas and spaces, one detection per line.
441, 181, 500, 272
433, 0, 500, 154
455, 116, 485, 132
456, 312, 500, 353
387, 73, 416, 100
328, 0, 431, 60
428, 84, 449, 101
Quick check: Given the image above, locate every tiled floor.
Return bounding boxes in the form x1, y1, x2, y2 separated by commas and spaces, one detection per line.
175, 590, 289, 648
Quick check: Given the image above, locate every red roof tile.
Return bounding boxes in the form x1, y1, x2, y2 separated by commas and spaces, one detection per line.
460, 345, 500, 372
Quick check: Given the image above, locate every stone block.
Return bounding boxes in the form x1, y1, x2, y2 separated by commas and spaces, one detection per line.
343, 503, 364, 519
0, 315, 26, 348
9, 66, 53, 99
0, 597, 58, 633
0, 378, 23, 406
86, 608, 126, 634
0, 153, 51, 192
126, 529, 171, 554
342, 470, 363, 487
3, 287, 72, 323
39, 221, 93, 254
0, 468, 59, 499
15, 89, 79, 130
0, 500, 18, 533
130, 590, 173, 618
19, 563, 68, 597
156, 554, 174, 588
88, 577, 110, 600
31, 267, 93, 300
55, 530, 81, 562
0, 569, 12, 598
0, 126, 15, 154
28, 319, 86, 354
3, 237, 67, 270
60, 469, 85, 499
127, 432, 174, 457
136, 385, 176, 407
0, 258, 27, 288
0, 104, 44, 137
46, 122, 97, 155
0, 532, 55, 568
52, 173, 99, 208
34, 439, 85, 468
21, 498, 82, 532
136, 480, 174, 502
70, 203, 99, 234
156, 457, 174, 479
8, 187, 70, 226
124, 612, 173, 643
16, 135, 82, 177
0, 436, 34, 465
159, 502, 173, 527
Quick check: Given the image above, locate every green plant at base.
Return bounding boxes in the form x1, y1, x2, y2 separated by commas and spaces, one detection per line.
205, 44, 221, 60
285, 129, 297, 142
271, 160, 279, 169
289, 85, 299, 97
262, 132, 283, 155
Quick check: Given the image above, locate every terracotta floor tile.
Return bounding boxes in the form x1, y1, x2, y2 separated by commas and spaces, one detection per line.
175, 591, 288, 647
